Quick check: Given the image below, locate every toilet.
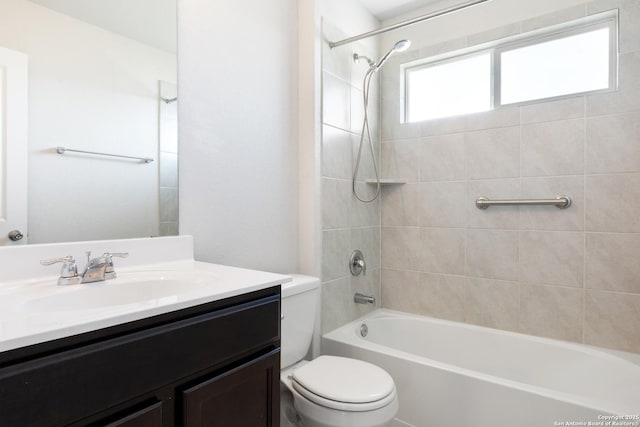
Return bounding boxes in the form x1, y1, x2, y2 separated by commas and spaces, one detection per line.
281, 275, 399, 427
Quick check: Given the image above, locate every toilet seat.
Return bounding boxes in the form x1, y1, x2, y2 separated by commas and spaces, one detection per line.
291, 355, 397, 412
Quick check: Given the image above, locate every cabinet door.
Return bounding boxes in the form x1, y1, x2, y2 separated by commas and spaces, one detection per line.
103, 401, 163, 427
182, 350, 280, 427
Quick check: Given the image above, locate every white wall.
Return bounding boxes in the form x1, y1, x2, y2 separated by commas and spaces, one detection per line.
178, 0, 299, 273
0, 0, 176, 243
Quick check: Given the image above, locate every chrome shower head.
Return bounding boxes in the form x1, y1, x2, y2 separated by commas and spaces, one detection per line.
393, 39, 411, 52
374, 39, 411, 70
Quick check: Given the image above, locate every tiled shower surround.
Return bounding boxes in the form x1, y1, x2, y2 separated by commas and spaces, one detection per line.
378, 0, 640, 353
321, 21, 382, 333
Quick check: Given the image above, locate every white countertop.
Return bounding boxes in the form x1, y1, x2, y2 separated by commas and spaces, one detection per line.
0, 237, 291, 353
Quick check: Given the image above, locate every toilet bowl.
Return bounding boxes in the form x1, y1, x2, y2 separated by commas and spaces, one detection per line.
281, 275, 399, 427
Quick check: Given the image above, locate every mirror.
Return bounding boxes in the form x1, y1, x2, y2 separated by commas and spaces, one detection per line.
0, 0, 177, 244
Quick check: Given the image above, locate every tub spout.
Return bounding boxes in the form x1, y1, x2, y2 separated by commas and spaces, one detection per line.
354, 293, 376, 305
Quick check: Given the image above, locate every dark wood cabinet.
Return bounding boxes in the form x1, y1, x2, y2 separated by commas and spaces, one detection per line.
104, 401, 164, 427
0, 287, 281, 427
182, 350, 279, 426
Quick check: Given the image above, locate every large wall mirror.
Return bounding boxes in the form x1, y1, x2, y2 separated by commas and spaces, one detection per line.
0, 0, 177, 245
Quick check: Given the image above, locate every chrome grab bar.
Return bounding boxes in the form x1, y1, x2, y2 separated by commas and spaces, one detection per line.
475, 195, 571, 210
56, 147, 154, 163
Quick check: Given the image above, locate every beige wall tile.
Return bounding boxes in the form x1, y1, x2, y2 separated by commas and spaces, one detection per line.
420, 133, 465, 182
586, 173, 640, 232
519, 231, 584, 287
418, 273, 467, 322
381, 268, 422, 312
586, 112, 640, 174
381, 141, 420, 182
322, 125, 352, 179
382, 184, 420, 227
520, 97, 585, 125
466, 229, 518, 280
519, 284, 583, 342
520, 176, 584, 231
467, 179, 521, 229
420, 115, 466, 137
420, 182, 466, 228
467, 23, 521, 45
351, 226, 381, 271
521, 119, 585, 177
587, 0, 640, 54
350, 86, 365, 135
381, 269, 467, 322
586, 232, 640, 293
465, 277, 519, 331
322, 229, 350, 282
381, 99, 421, 141
382, 226, 421, 270
587, 86, 640, 118
323, 71, 350, 131
521, 5, 586, 32
420, 228, 466, 275
352, 133, 379, 183
322, 178, 350, 230
465, 127, 521, 179
585, 290, 640, 353
351, 191, 380, 227
618, 51, 640, 90
416, 37, 467, 59
322, 278, 352, 334
465, 107, 520, 131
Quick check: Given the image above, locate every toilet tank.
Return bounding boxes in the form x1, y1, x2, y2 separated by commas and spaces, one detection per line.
281, 275, 320, 369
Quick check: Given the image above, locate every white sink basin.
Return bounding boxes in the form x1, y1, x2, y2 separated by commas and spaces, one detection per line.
24, 277, 209, 311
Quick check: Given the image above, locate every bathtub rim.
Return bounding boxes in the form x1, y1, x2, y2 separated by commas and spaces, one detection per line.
322, 308, 640, 415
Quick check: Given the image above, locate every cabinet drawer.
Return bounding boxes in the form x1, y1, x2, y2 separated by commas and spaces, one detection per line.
104, 401, 163, 427
181, 350, 280, 427
0, 295, 279, 427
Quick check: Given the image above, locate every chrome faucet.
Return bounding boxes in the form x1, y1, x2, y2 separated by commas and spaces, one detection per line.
82, 252, 129, 283
41, 252, 129, 285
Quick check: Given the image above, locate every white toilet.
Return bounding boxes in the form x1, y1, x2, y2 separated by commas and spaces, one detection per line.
281, 275, 399, 427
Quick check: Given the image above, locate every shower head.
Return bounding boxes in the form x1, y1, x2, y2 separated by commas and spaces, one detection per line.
374, 39, 411, 70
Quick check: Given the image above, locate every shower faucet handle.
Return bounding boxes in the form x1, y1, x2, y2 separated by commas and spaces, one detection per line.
350, 250, 366, 276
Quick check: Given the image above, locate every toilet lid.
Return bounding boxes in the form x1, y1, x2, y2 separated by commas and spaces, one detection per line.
292, 356, 395, 405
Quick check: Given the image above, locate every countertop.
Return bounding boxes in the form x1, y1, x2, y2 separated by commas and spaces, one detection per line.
0, 259, 290, 353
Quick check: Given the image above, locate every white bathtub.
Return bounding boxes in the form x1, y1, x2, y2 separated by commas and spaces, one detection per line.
322, 309, 640, 427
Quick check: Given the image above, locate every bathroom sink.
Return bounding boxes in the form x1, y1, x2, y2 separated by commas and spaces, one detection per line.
24, 277, 209, 311
14, 269, 217, 313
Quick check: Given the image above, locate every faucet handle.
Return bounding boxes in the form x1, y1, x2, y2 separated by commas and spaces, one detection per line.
40, 255, 80, 285
103, 252, 128, 279
40, 255, 74, 266
104, 252, 129, 260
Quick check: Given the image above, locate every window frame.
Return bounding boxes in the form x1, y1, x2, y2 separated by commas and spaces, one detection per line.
402, 10, 618, 123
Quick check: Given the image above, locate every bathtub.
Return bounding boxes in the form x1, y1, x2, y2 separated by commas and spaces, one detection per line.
322, 309, 640, 427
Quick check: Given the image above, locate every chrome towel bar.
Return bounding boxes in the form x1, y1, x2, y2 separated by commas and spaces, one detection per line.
56, 147, 154, 163
475, 195, 571, 209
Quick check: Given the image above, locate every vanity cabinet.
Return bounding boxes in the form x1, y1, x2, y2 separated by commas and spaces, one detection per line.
0, 287, 281, 427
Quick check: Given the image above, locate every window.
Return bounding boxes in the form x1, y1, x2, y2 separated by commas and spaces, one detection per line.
406, 53, 491, 122
404, 12, 617, 123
